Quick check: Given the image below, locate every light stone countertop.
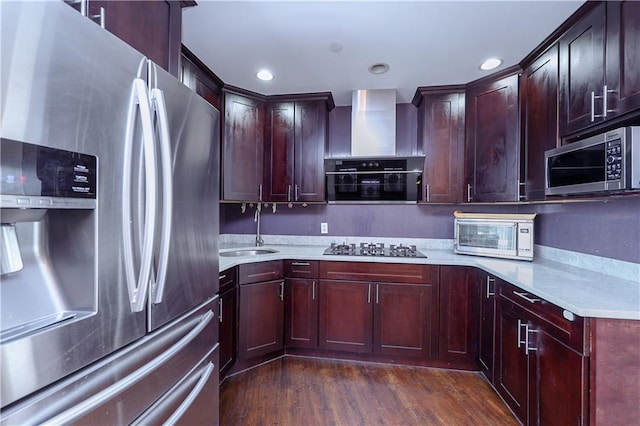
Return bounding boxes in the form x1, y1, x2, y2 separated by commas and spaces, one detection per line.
219, 241, 640, 321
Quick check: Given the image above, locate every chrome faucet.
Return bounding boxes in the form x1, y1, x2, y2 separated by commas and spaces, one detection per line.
254, 203, 264, 247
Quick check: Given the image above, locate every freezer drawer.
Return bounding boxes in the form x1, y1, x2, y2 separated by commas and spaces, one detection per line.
133, 346, 220, 425
0, 298, 219, 425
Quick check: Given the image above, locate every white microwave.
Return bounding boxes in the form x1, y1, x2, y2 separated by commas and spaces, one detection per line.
453, 211, 536, 261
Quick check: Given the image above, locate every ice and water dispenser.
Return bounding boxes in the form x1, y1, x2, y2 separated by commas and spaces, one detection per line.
0, 139, 97, 342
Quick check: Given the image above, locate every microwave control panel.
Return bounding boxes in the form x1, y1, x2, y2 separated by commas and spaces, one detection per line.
606, 139, 622, 181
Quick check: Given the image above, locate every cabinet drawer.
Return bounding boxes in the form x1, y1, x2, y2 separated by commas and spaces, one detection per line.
498, 281, 586, 353
319, 261, 435, 284
238, 261, 283, 285
219, 267, 237, 292
284, 260, 319, 279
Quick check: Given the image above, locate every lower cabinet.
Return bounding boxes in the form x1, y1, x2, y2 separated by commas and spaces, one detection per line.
438, 266, 479, 366
237, 261, 284, 359
495, 282, 588, 425
318, 262, 438, 358
218, 267, 237, 379
284, 260, 319, 349
478, 270, 497, 382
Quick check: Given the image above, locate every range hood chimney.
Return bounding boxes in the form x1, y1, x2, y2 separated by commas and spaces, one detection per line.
351, 89, 396, 156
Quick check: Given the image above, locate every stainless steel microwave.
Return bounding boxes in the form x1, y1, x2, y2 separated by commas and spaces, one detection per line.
453, 212, 536, 261
545, 126, 640, 196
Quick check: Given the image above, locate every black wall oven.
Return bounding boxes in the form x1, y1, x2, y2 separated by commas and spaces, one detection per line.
325, 157, 423, 202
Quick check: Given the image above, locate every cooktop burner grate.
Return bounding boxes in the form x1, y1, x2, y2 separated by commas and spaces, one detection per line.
323, 242, 426, 258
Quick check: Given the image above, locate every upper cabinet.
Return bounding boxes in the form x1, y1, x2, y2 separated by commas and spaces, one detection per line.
413, 88, 465, 203
264, 97, 332, 202
559, 1, 640, 136
181, 47, 224, 111
520, 45, 559, 201
222, 89, 266, 201
88, 0, 189, 78
465, 73, 520, 202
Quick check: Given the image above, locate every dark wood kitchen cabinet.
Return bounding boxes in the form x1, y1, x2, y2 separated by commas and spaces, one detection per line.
181, 47, 223, 111
284, 260, 319, 349
413, 87, 465, 203
465, 72, 520, 202
559, 1, 640, 136
237, 261, 284, 359
88, 0, 189, 78
222, 89, 266, 201
477, 271, 498, 383
495, 282, 588, 425
218, 267, 237, 379
264, 96, 332, 202
318, 262, 438, 358
520, 45, 559, 201
437, 266, 479, 368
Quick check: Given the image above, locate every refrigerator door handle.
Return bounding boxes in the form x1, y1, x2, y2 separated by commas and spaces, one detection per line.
123, 77, 157, 313
162, 361, 215, 425
43, 310, 215, 425
150, 85, 173, 305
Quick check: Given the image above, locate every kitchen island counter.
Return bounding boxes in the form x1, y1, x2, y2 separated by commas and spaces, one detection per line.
219, 241, 640, 320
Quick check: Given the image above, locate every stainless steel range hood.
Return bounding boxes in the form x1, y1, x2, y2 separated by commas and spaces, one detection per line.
351, 89, 396, 156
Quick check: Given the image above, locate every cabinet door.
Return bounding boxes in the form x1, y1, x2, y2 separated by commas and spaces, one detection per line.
533, 328, 588, 426
606, 1, 640, 119
238, 280, 284, 359
559, 3, 606, 135
373, 282, 437, 358
465, 74, 520, 202
181, 51, 223, 111
294, 101, 327, 202
285, 278, 318, 348
478, 271, 497, 383
521, 45, 559, 201
438, 267, 479, 367
219, 285, 237, 378
264, 102, 294, 202
495, 300, 530, 424
90, 1, 182, 77
222, 92, 265, 201
418, 91, 465, 203
318, 280, 373, 354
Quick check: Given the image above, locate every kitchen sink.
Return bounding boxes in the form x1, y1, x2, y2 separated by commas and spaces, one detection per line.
219, 248, 279, 257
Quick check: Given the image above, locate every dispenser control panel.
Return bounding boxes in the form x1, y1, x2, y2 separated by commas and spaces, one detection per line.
1, 139, 97, 199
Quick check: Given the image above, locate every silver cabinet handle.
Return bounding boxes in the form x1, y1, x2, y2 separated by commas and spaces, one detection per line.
218, 298, 223, 323
279, 281, 284, 302
90, 6, 105, 28
425, 184, 430, 202
486, 276, 495, 298
287, 185, 292, 202
518, 181, 526, 201
525, 326, 538, 355
150, 83, 173, 305
219, 274, 226, 280
517, 319, 526, 349
294, 184, 299, 201
376, 284, 380, 304
258, 184, 263, 201
163, 362, 215, 425
367, 283, 371, 304
123, 77, 157, 313
46, 310, 214, 425
467, 183, 472, 202
291, 262, 310, 266
513, 291, 540, 304
312, 280, 316, 301
591, 91, 596, 122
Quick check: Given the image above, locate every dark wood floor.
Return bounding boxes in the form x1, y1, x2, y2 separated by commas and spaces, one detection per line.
220, 356, 518, 425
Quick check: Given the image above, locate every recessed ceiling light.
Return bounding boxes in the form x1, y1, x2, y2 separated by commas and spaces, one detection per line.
256, 69, 274, 81
479, 57, 503, 71
329, 42, 343, 53
368, 63, 390, 75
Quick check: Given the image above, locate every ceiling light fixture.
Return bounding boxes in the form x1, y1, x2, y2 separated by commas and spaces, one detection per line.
329, 42, 343, 53
368, 63, 390, 75
479, 57, 503, 71
256, 69, 274, 81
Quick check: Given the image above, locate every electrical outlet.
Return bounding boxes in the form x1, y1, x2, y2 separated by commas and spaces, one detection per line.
321, 222, 328, 234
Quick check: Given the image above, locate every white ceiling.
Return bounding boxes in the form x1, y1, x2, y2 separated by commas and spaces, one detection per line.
182, 1, 584, 106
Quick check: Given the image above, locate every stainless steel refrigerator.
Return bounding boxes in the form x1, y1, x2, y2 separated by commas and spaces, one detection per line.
0, 1, 220, 423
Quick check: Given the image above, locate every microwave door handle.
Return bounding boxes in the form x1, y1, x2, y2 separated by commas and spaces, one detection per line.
150, 86, 173, 304
122, 78, 157, 313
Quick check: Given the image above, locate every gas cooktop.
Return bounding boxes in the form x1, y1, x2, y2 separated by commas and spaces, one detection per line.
323, 242, 426, 258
